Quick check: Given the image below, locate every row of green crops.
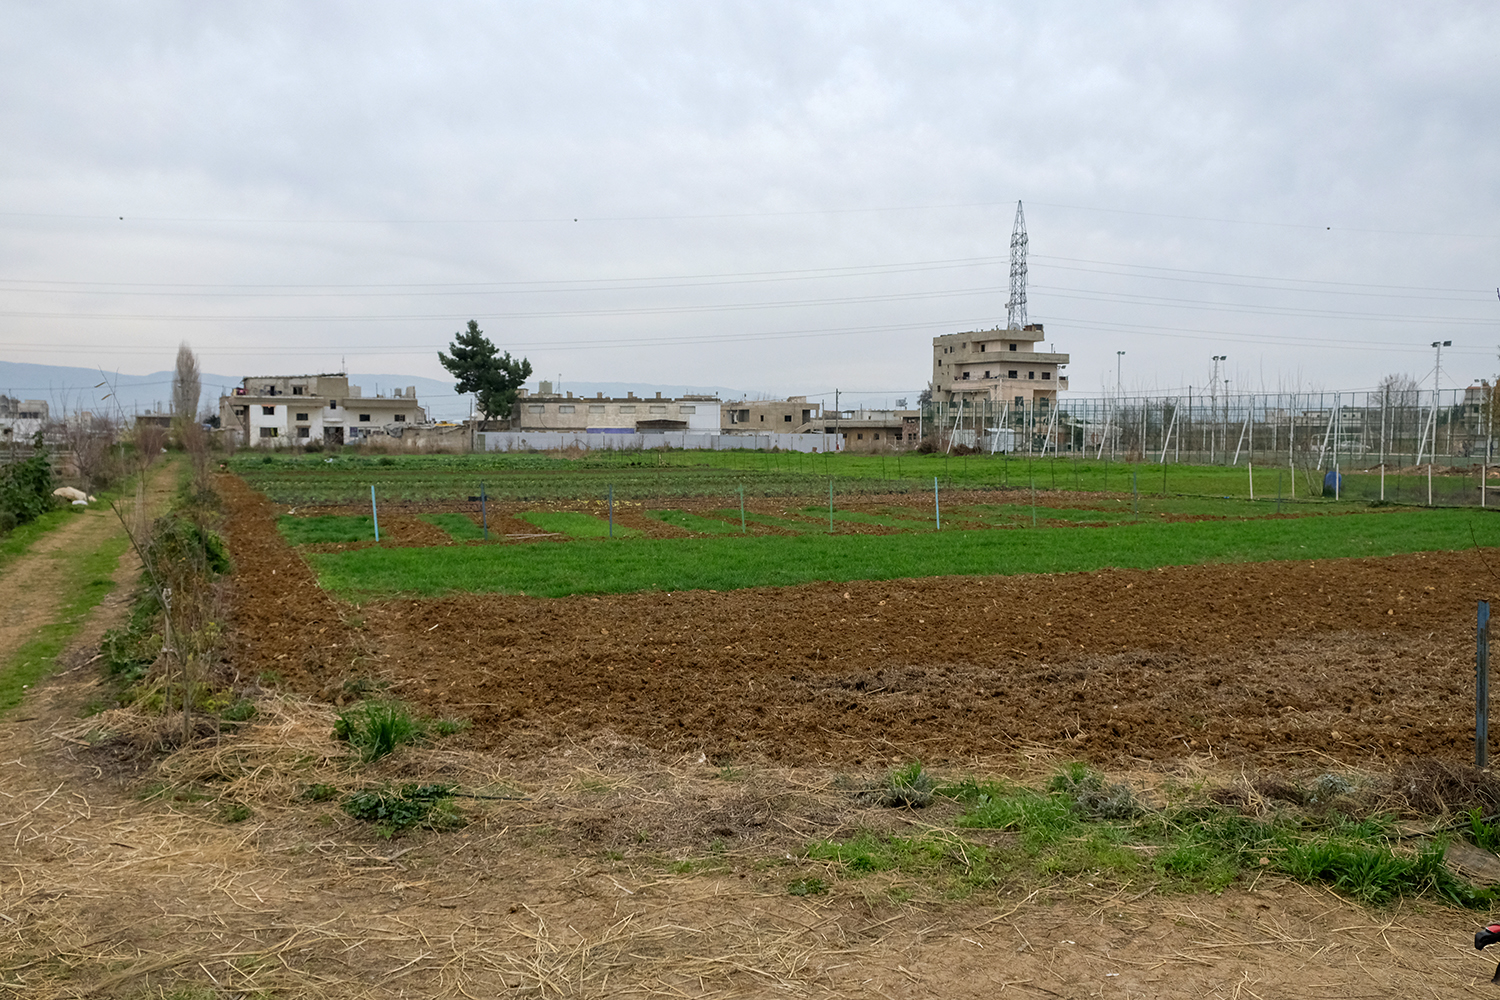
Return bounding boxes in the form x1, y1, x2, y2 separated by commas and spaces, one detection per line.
231, 450, 1475, 507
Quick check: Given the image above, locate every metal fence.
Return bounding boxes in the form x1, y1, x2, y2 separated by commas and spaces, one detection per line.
924, 387, 1497, 467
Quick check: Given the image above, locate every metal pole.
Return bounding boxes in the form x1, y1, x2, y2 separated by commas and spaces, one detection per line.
608, 484, 614, 537
1429, 463, 1434, 506
1248, 461, 1254, 500
481, 482, 488, 540
739, 486, 746, 533
829, 478, 834, 532
934, 476, 940, 530
1479, 600, 1491, 769
370, 485, 379, 542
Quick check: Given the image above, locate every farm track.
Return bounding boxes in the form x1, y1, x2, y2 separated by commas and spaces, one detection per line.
226, 473, 1500, 768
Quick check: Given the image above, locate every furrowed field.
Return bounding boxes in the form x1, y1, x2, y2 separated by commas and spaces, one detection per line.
6, 448, 1500, 998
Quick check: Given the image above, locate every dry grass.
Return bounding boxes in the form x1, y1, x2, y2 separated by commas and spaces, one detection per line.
7, 673, 1500, 997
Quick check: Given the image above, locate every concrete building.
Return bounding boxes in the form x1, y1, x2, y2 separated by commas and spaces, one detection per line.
220, 374, 427, 447
721, 396, 822, 433
930, 323, 1069, 409
823, 408, 920, 452
512, 389, 721, 435
0, 396, 48, 443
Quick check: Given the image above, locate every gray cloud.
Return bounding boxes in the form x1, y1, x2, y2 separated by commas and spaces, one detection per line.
2, 1, 1497, 409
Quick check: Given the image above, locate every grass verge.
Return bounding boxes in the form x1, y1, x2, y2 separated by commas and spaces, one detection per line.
0, 506, 86, 574
305, 506, 1494, 599
0, 531, 130, 716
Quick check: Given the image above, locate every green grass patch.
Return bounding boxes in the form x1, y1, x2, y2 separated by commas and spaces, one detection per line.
278, 514, 376, 545
304, 506, 1494, 600
418, 512, 486, 541
646, 509, 746, 535
802, 765, 1499, 907
0, 505, 82, 574
0, 529, 129, 717
517, 510, 640, 537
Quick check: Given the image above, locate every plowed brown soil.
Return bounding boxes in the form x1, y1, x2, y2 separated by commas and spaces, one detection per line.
223, 474, 1500, 768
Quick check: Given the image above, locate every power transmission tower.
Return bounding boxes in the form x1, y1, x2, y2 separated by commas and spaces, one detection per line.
1006, 201, 1028, 330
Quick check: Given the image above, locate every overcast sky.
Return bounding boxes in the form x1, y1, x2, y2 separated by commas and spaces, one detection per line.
2, 1, 1497, 410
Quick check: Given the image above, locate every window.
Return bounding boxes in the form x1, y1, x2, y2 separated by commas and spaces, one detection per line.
329, 400, 337, 409
589, 404, 605, 413
1014, 396, 1024, 407
760, 414, 765, 422
735, 409, 749, 421
292, 386, 305, 395
1027, 372, 1035, 380
394, 413, 406, 422
1009, 344, 1017, 351
1008, 370, 1018, 379
262, 405, 275, 415
650, 405, 667, 414
528, 404, 544, 413
233, 407, 246, 416
620, 405, 635, 413
980, 344, 986, 352
679, 405, 696, 414
873, 433, 880, 440
558, 405, 575, 413
259, 427, 278, 438
1042, 372, 1051, 380
295, 413, 308, 422
359, 413, 371, 422
984, 370, 990, 378
962, 371, 970, 380
894, 431, 903, 441
782, 414, 791, 422
857, 433, 863, 440
297, 427, 310, 438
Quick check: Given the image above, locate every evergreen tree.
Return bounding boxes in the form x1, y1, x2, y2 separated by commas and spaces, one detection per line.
438, 321, 533, 423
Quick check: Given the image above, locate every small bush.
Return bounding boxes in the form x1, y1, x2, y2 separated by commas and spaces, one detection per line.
301, 783, 340, 802
342, 783, 464, 838
219, 802, 252, 823
334, 700, 422, 761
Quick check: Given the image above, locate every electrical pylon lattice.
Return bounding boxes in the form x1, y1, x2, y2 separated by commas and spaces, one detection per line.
1006, 200, 1028, 330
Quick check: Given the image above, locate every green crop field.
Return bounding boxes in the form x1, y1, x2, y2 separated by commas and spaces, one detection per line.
304, 507, 1496, 600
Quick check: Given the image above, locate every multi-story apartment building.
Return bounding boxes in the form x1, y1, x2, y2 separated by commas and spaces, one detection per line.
220, 374, 426, 447
929, 323, 1069, 409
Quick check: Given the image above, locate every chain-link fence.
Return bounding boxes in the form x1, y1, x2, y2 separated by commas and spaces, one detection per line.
924, 386, 1498, 467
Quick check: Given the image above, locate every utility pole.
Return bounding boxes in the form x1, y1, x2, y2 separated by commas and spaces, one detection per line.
1210, 355, 1226, 463
1428, 340, 1451, 463
835, 389, 840, 452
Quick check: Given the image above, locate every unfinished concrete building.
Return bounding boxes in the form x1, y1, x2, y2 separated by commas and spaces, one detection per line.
220, 374, 427, 447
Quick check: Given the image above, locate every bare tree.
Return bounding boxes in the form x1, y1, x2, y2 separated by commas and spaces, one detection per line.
172, 342, 201, 426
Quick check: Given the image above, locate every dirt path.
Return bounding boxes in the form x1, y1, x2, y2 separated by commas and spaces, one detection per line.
0, 462, 173, 673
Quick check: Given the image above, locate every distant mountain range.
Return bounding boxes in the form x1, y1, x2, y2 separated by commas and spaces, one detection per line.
0, 361, 754, 423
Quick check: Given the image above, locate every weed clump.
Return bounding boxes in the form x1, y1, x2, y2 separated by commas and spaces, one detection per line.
332, 699, 467, 762
1047, 763, 1143, 820
342, 783, 464, 838
787, 876, 828, 896
856, 761, 935, 809
334, 700, 422, 761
